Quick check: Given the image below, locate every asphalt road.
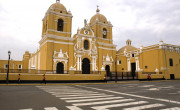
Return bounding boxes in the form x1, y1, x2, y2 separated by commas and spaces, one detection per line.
0, 81, 180, 110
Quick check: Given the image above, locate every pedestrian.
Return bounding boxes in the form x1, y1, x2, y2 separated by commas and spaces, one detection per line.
147, 74, 150, 81
149, 74, 151, 81
18, 74, 21, 84
43, 74, 46, 84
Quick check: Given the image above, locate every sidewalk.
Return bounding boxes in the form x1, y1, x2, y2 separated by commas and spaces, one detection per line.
0, 79, 179, 86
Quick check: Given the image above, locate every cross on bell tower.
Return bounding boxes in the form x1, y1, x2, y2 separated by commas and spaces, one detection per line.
96, 5, 100, 13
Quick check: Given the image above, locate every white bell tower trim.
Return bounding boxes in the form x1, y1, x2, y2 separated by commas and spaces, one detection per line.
127, 58, 131, 71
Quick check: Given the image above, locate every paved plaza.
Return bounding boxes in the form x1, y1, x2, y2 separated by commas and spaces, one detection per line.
0, 81, 180, 110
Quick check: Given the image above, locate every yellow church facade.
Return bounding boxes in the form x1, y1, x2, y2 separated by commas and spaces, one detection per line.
0, 1, 180, 81
117, 40, 180, 80
27, 1, 116, 74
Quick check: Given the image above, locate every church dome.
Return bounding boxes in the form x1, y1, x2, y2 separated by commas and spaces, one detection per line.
90, 7, 108, 24
117, 39, 137, 54
48, 2, 67, 12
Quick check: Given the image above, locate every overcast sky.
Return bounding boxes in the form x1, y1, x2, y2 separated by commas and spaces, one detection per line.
0, 0, 180, 60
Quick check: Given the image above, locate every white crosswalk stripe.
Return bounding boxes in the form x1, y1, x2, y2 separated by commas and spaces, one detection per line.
66, 96, 124, 103
60, 95, 114, 100
73, 99, 135, 106
19, 107, 59, 110
91, 101, 148, 110
123, 103, 165, 110
66, 106, 82, 110
19, 108, 33, 110
44, 107, 59, 110
160, 107, 180, 110
37, 86, 179, 110
53, 93, 106, 97
49, 91, 99, 94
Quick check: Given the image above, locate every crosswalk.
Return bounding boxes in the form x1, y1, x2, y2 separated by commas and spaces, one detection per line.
36, 86, 180, 110
19, 107, 58, 110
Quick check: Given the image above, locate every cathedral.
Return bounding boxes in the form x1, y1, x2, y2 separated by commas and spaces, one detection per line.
27, 1, 116, 74
0, 1, 180, 81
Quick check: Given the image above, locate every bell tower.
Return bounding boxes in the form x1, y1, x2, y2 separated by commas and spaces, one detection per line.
89, 6, 113, 43
39, 1, 74, 71
41, 1, 72, 38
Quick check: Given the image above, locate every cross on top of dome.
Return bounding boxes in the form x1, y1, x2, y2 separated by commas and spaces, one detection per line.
96, 5, 100, 13
56, 0, 60, 2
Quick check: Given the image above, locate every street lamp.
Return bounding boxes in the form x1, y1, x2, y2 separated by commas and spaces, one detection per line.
115, 57, 117, 83
6, 51, 11, 84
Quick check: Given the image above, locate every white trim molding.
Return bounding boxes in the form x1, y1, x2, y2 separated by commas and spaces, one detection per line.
40, 40, 74, 48
39, 34, 75, 44
47, 29, 71, 35
98, 47, 116, 51
98, 42, 117, 47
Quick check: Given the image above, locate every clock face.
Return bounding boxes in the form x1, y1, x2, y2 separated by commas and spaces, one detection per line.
84, 30, 89, 34
103, 30, 107, 35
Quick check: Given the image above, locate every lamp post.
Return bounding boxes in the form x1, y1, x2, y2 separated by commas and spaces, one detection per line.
6, 51, 11, 84
115, 57, 117, 83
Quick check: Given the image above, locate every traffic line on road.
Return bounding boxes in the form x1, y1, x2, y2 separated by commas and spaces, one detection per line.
60, 95, 114, 100
44, 107, 58, 110
123, 103, 165, 110
73, 99, 135, 106
50, 91, 99, 94
77, 85, 180, 105
54, 93, 106, 97
91, 101, 148, 110
160, 107, 180, 110
66, 106, 82, 110
19, 108, 33, 110
66, 96, 124, 103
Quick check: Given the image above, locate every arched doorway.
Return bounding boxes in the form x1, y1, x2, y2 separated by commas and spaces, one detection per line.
56, 62, 64, 74
82, 58, 90, 74
105, 65, 110, 77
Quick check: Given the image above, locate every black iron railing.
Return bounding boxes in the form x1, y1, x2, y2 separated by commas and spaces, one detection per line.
0, 69, 101, 75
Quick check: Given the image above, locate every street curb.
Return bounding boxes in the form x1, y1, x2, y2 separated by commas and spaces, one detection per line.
0, 80, 179, 86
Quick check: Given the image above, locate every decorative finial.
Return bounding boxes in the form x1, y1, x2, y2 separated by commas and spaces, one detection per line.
96, 5, 100, 13
126, 39, 132, 46
56, 0, 60, 2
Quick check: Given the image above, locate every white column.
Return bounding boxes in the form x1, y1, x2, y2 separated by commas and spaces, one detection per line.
31, 57, 33, 66
29, 59, 31, 69
65, 61, 67, 71
77, 56, 79, 71
35, 55, 37, 69
135, 57, 139, 71
94, 57, 97, 71
80, 56, 82, 71
127, 58, 131, 71
38, 52, 40, 70
92, 57, 95, 71
92, 58, 94, 71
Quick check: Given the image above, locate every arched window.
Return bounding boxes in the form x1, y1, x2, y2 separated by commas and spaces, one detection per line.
103, 28, 107, 38
84, 40, 89, 50
57, 19, 64, 31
